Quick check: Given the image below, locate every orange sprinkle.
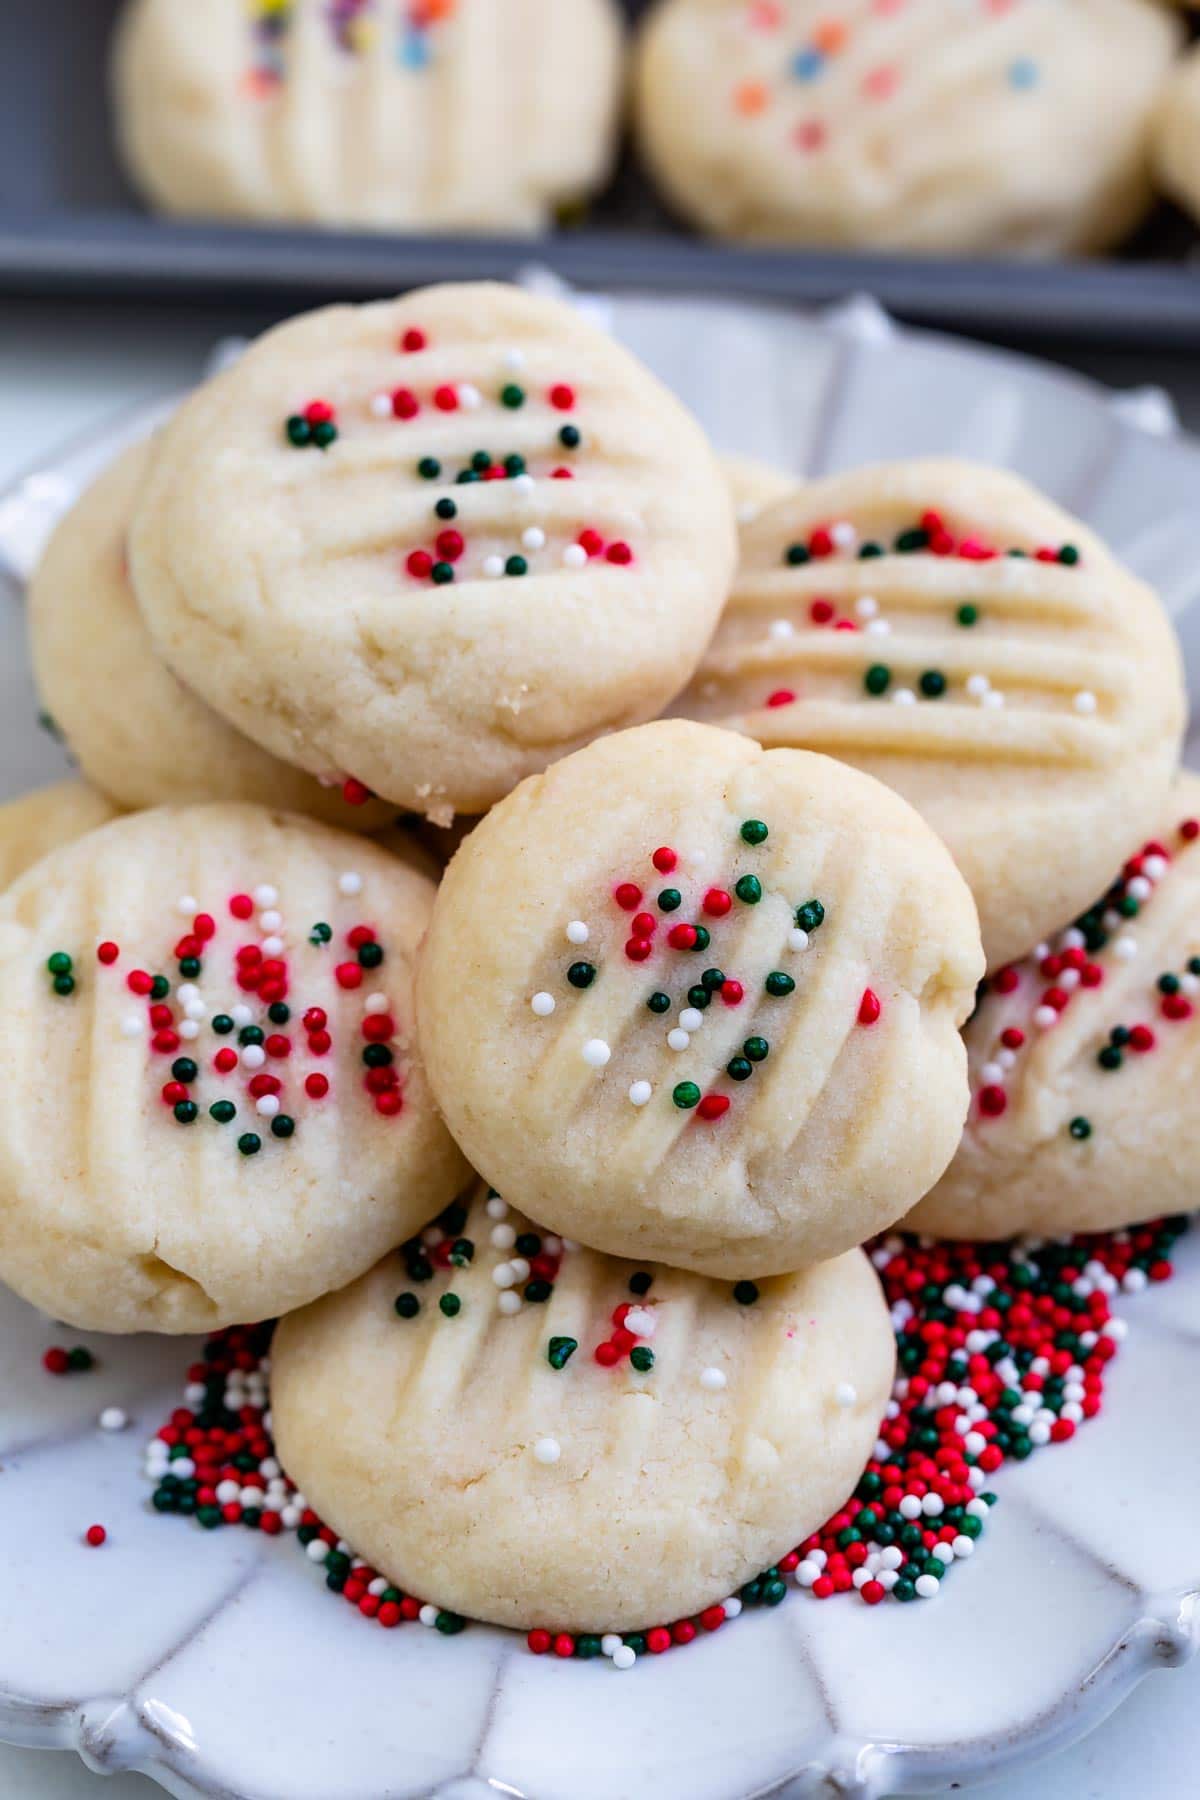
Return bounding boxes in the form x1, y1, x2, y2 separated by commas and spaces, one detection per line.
734, 80, 770, 116
813, 19, 849, 53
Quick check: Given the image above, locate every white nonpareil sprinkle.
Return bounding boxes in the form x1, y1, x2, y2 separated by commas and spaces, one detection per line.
365, 993, 390, 1014
835, 1382, 857, 1408
458, 383, 482, 410
1073, 690, 1097, 715
522, 526, 546, 551
241, 1045, 267, 1071
855, 594, 878, 619
491, 1223, 517, 1251
504, 348, 526, 371
121, 1015, 143, 1038
177, 895, 197, 915
338, 871, 363, 897
1126, 875, 1151, 902
625, 1307, 656, 1338
566, 920, 589, 945
512, 473, 535, 497
899, 1494, 922, 1520
612, 1646, 636, 1670
891, 688, 916, 706
253, 885, 278, 909
722, 1596, 742, 1618
789, 927, 810, 953
769, 618, 795, 640
231, 1004, 254, 1028
1033, 1005, 1058, 1030
628, 1080, 652, 1107
667, 1028, 690, 1052
679, 1007, 704, 1032
982, 689, 1005, 709
259, 909, 283, 932
979, 1062, 1003, 1086
369, 392, 392, 417
914, 1574, 940, 1599
830, 520, 856, 551
492, 1262, 518, 1288
582, 1038, 611, 1069
795, 1560, 820, 1588
306, 1538, 329, 1563
533, 1437, 561, 1465
419, 1604, 439, 1627
509, 1258, 530, 1282
486, 1196, 509, 1220
966, 673, 990, 698
601, 1634, 622, 1657
256, 1096, 281, 1118
530, 992, 556, 1017
261, 936, 284, 958
98, 1407, 128, 1432
178, 1021, 200, 1041
699, 1366, 727, 1391
497, 1291, 522, 1316
562, 544, 588, 569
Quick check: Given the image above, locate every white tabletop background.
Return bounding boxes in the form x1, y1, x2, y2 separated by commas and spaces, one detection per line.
0, 294, 1196, 1800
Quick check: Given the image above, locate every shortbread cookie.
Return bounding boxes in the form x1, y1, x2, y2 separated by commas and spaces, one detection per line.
635, 0, 1179, 253
417, 720, 983, 1277
113, 0, 623, 232
130, 283, 738, 818
0, 782, 120, 892
909, 775, 1200, 1241
0, 805, 468, 1333
675, 460, 1186, 971
722, 453, 794, 525
1154, 45, 1200, 227
30, 443, 395, 829
272, 1184, 894, 1632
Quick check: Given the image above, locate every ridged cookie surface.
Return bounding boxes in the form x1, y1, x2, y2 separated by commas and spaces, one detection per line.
909, 774, 1200, 1240
675, 460, 1185, 969
272, 1184, 894, 1632
130, 283, 737, 817
417, 719, 983, 1277
0, 805, 468, 1332
113, 0, 623, 231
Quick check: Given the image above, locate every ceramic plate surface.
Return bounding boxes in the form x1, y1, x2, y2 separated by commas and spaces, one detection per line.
0, 292, 1198, 1800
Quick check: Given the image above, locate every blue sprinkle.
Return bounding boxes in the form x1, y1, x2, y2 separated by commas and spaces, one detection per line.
400, 30, 430, 69
1008, 57, 1039, 91
790, 47, 826, 83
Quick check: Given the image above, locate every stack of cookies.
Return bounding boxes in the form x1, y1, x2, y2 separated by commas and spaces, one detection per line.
2, 279, 1190, 1648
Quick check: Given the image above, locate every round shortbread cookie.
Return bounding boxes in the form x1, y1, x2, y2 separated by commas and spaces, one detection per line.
674, 460, 1186, 972
113, 0, 624, 232
30, 442, 395, 829
908, 774, 1200, 1241
0, 782, 120, 893
130, 283, 738, 819
721, 453, 795, 525
1153, 45, 1200, 228
417, 719, 983, 1278
271, 1184, 894, 1633
0, 805, 468, 1333
634, 0, 1179, 253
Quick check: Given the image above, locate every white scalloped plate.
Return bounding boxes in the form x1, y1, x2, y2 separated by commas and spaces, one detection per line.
1, 291, 1199, 1800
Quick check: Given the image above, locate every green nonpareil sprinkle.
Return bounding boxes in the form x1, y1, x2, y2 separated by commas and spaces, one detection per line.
547, 1336, 578, 1369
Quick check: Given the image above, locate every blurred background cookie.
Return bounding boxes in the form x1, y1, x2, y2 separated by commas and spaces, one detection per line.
418, 718, 983, 1278
272, 1183, 894, 1634
634, 0, 1180, 253
1154, 42, 1200, 229
0, 804, 468, 1332
675, 459, 1186, 970
0, 781, 120, 892
130, 283, 737, 819
112, 0, 625, 231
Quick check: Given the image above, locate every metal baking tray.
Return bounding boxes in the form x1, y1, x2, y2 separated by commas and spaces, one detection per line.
3, 0, 1200, 350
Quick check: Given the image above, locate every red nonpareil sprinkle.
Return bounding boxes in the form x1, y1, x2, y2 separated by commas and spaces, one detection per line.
767, 689, 796, 708
594, 1341, 620, 1367
645, 1627, 672, 1655
703, 888, 732, 917
436, 529, 464, 563
606, 542, 633, 566
400, 328, 427, 353
1128, 1024, 1155, 1053
433, 384, 459, 412
127, 969, 153, 996
162, 1081, 188, 1106
305, 1073, 329, 1099
391, 388, 420, 420
229, 894, 254, 920
307, 1030, 332, 1056
549, 384, 576, 411
335, 963, 363, 991
808, 526, 834, 557
550, 467, 574, 481
85, 1525, 107, 1547
528, 1629, 551, 1655
698, 1094, 730, 1121
1162, 993, 1193, 1022
303, 1007, 327, 1032
614, 883, 642, 912
632, 912, 656, 940
342, 778, 372, 807
149, 1004, 173, 1029
652, 847, 677, 874
347, 925, 376, 949
667, 923, 698, 951
96, 942, 119, 965
857, 988, 881, 1026
304, 400, 334, 426
42, 1347, 70, 1375
1000, 1027, 1025, 1050
625, 938, 652, 962
578, 529, 604, 557
700, 1605, 726, 1632
720, 980, 744, 1007
248, 1073, 282, 1099
992, 967, 1019, 995
152, 1029, 180, 1054
374, 1090, 403, 1116
406, 549, 433, 580
810, 598, 835, 624
1181, 819, 1199, 842
978, 1085, 1007, 1118
214, 1049, 238, 1074
361, 1013, 394, 1042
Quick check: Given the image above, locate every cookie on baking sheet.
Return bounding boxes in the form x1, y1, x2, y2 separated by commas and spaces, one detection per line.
0, 782, 120, 893
130, 282, 738, 820
271, 1183, 894, 1633
1153, 45, 1200, 229
721, 453, 795, 525
113, 0, 624, 233
634, 0, 1179, 253
908, 775, 1200, 1241
29, 442, 395, 829
416, 719, 983, 1278
0, 805, 468, 1333
675, 459, 1186, 972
